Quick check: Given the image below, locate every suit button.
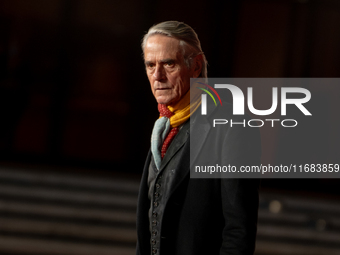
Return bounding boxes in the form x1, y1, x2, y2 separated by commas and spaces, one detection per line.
152, 248, 157, 254
152, 220, 157, 226
153, 201, 158, 207
152, 211, 157, 218
154, 192, 159, 198
151, 238, 156, 245
152, 230, 157, 236
155, 183, 161, 189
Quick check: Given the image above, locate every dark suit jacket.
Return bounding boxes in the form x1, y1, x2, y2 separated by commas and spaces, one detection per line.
136, 102, 262, 255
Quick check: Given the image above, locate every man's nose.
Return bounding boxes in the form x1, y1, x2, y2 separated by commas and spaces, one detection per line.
153, 65, 166, 80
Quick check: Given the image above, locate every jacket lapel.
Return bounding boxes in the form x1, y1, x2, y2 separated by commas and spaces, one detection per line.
165, 113, 212, 199
189, 98, 218, 168
189, 114, 211, 169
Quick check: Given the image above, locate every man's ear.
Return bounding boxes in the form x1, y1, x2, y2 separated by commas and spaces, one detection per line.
192, 55, 203, 78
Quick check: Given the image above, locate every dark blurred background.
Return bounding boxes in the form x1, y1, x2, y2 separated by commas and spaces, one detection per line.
0, 0, 340, 254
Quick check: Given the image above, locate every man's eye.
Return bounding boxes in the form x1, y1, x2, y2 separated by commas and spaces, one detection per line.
147, 63, 155, 68
165, 62, 174, 67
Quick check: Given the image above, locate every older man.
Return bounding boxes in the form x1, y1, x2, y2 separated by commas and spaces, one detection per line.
136, 21, 261, 255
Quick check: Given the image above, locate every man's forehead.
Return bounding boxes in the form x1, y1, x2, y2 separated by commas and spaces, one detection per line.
144, 34, 182, 59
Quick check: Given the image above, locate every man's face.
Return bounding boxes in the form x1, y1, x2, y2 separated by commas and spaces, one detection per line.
144, 34, 198, 106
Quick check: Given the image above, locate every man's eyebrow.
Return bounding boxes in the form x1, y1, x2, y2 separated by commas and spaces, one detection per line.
145, 59, 175, 65
160, 58, 175, 63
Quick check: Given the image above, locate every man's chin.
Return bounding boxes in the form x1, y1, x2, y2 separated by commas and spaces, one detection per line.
156, 97, 172, 105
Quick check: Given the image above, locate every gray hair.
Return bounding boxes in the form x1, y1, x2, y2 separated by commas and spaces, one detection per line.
142, 21, 208, 78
